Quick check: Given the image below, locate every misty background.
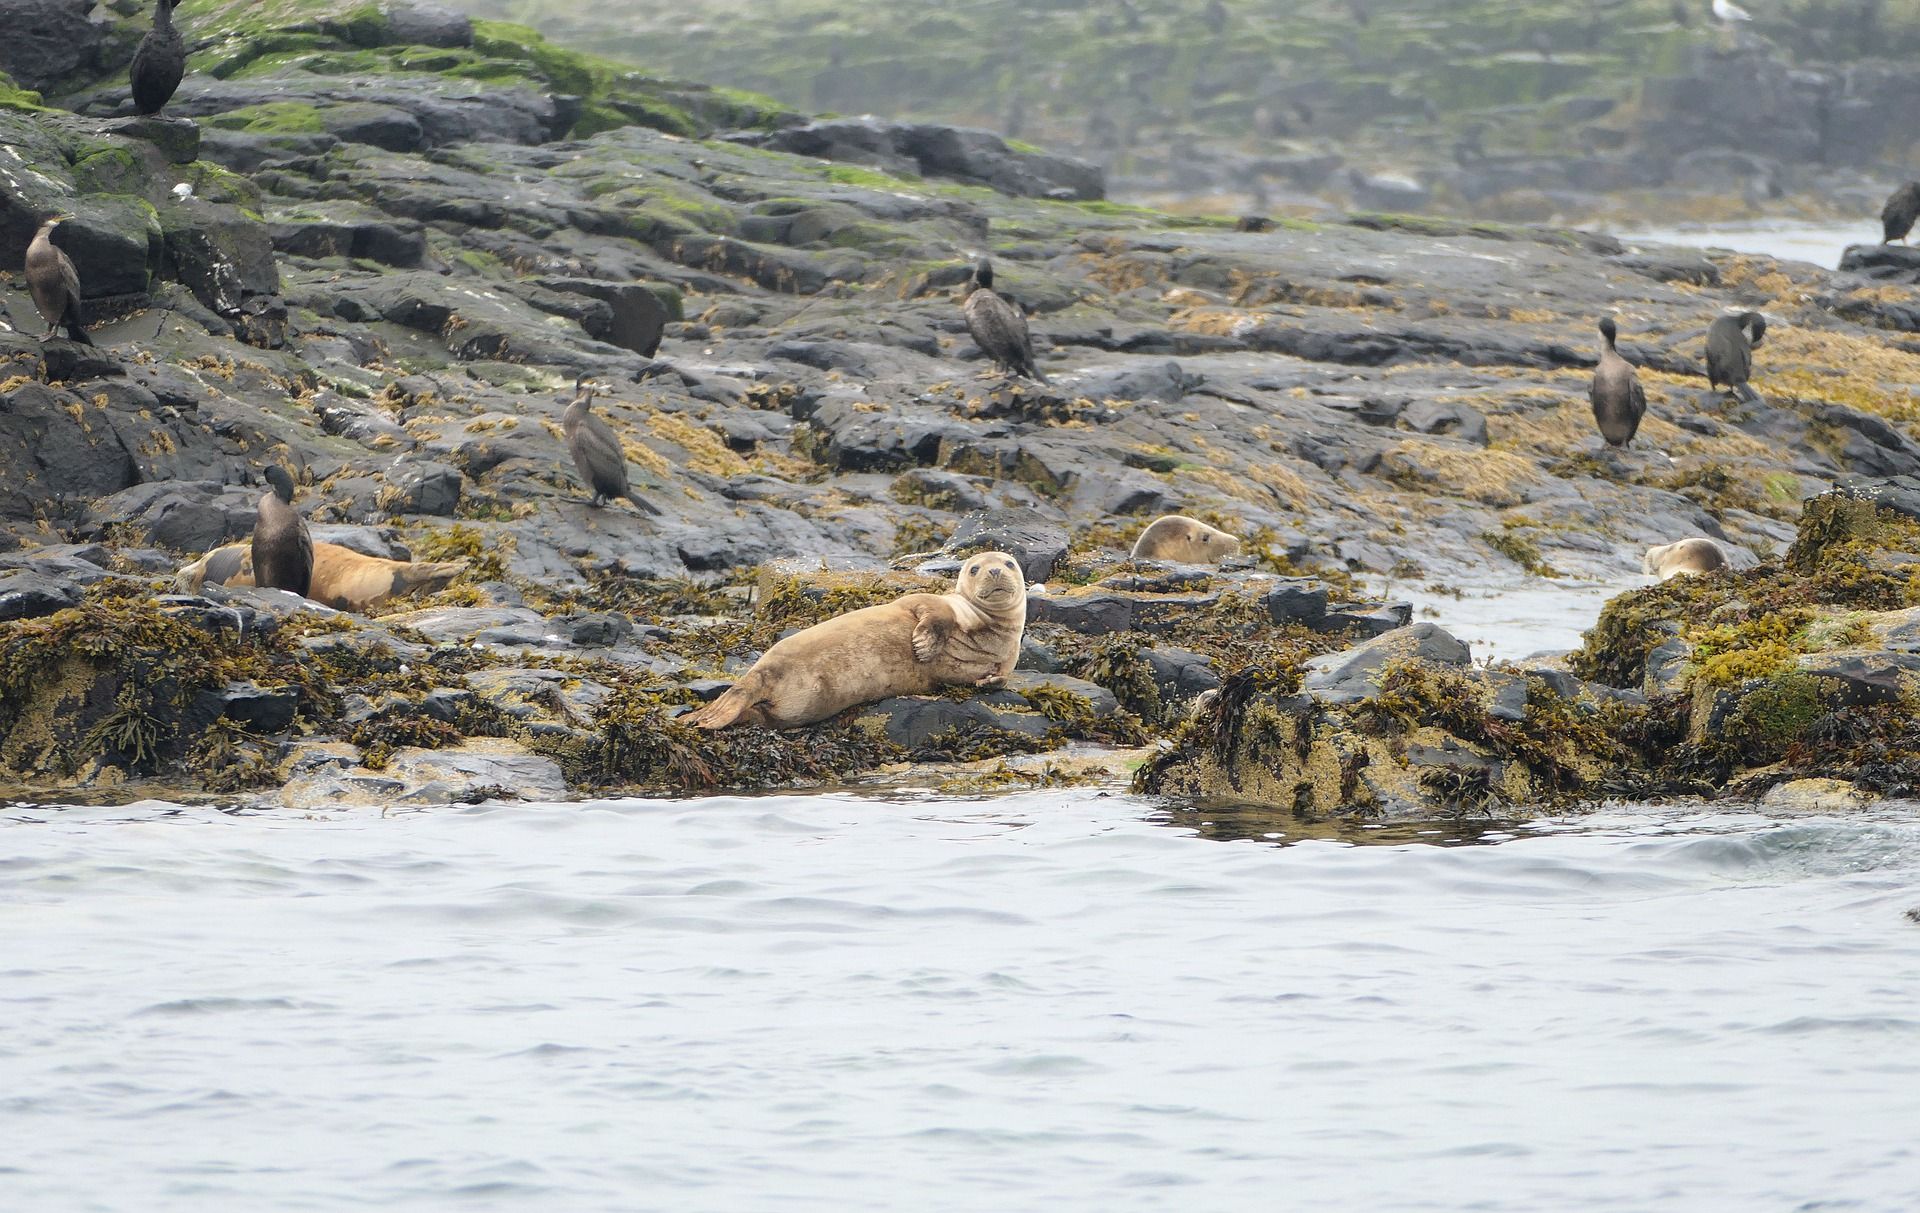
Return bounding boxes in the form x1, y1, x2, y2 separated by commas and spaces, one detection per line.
451, 0, 1920, 224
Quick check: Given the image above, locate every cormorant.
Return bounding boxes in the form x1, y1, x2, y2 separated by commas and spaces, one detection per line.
253, 465, 313, 598
962, 258, 1046, 383
563, 379, 662, 514
1590, 317, 1647, 448
1882, 181, 1920, 244
25, 217, 92, 346
1706, 312, 1766, 402
130, 0, 186, 116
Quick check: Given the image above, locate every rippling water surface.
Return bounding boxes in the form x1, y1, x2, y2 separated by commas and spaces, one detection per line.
4, 791, 1919, 1211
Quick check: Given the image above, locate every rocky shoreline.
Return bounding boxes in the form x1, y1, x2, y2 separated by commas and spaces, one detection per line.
6, 0, 1920, 813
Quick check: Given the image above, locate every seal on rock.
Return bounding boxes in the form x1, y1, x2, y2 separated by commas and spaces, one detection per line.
1129, 515, 1241, 564
685, 552, 1028, 730
962, 258, 1046, 383
563, 378, 662, 514
1706, 311, 1766, 402
1590, 317, 1647, 448
129, 0, 186, 116
25, 217, 93, 346
174, 542, 467, 612
1643, 537, 1728, 580
252, 465, 313, 597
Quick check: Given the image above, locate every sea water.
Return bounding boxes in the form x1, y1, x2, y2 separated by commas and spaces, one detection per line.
3, 791, 1917, 1212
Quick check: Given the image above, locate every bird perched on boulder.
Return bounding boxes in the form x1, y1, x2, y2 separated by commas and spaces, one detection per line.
25, 217, 92, 346
1712, 0, 1753, 22
129, 0, 186, 115
1882, 182, 1920, 244
962, 258, 1046, 383
1706, 312, 1767, 402
1590, 317, 1647, 448
563, 378, 662, 514
252, 465, 313, 598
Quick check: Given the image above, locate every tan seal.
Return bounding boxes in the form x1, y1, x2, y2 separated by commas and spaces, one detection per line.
174, 541, 467, 612
1643, 537, 1728, 580
686, 551, 1028, 730
1129, 515, 1241, 565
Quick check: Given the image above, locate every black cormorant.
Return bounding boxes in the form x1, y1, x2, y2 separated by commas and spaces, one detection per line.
1589, 317, 1647, 448
962, 259, 1046, 383
1882, 182, 1920, 244
253, 465, 313, 598
25, 217, 92, 345
1706, 312, 1766, 402
130, 0, 186, 116
563, 379, 662, 514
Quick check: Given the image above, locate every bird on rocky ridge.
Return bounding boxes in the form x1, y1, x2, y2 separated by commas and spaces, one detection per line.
130, 0, 186, 116
563, 378, 663, 515
962, 258, 1047, 384
1881, 182, 1920, 244
1590, 317, 1647, 449
1706, 311, 1767, 402
252, 465, 314, 598
25, 216, 93, 346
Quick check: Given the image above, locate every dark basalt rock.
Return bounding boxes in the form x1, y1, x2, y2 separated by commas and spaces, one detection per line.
1838, 243, 1920, 282
386, 461, 464, 516
0, 0, 103, 91
940, 508, 1071, 583
0, 571, 83, 621
743, 118, 1104, 201
1305, 623, 1472, 705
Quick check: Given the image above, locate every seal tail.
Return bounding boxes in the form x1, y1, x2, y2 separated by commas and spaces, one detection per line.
683, 688, 748, 730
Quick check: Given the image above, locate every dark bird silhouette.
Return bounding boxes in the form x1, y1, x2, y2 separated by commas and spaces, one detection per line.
1706, 311, 1766, 402
129, 0, 186, 116
962, 259, 1046, 383
1204, 0, 1228, 35
25, 217, 92, 345
563, 379, 663, 514
1590, 317, 1647, 448
1882, 181, 1920, 244
252, 465, 313, 598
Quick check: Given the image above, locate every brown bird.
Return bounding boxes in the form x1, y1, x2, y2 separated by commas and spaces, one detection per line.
1706, 311, 1766, 403
1590, 317, 1647, 448
1881, 181, 1920, 244
129, 0, 186, 115
25, 217, 93, 346
563, 379, 662, 514
962, 258, 1046, 383
252, 465, 313, 597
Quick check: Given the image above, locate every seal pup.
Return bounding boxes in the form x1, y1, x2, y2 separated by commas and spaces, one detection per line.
962, 258, 1047, 383
563, 378, 662, 515
685, 551, 1028, 730
130, 0, 186, 115
1706, 311, 1765, 402
25, 217, 93, 346
1130, 515, 1241, 565
1590, 317, 1647, 448
1883, 182, 1920, 245
174, 541, 466, 612
1644, 537, 1728, 580
252, 465, 313, 597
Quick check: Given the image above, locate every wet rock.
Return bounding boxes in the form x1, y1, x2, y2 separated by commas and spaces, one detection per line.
1264, 580, 1332, 627
1760, 778, 1875, 811
385, 460, 464, 516
384, 606, 565, 647
1140, 647, 1222, 701
858, 695, 1054, 748
207, 681, 301, 733
1400, 400, 1488, 447
1027, 590, 1136, 635
270, 212, 428, 268
1004, 671, 1120, 718
278, 739, 568, 807
940, 508, 1070, 582
1797, 650, 1920, 705
532, 278, 668, 356
0, 0, 103, 91
1324, 601, 1415, 638
744, 118, 1104, 200
0, 571, 82, 621
1016, 637, 1062, 673
1305, 623, 1472, 705
1838, 243, 1920, 282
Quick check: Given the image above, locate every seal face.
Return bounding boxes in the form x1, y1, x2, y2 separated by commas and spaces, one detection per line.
685, 552, 1028, 730
1130, 515, 1241, 565
1643, 537, 1728, 580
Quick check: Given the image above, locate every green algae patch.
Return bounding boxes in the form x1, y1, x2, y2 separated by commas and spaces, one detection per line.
204, 101, 330, 135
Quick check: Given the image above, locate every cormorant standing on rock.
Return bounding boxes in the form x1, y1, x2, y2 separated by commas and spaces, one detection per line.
1882, 182, 1920, 244
1706, 312, 1766, 402
253, 465, 313, 598
130, 0, 186, 116
962, 258, 1046, 383
25, 217, 92, 346
1590, 317, 1647, 448
563, 378, 662, 514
